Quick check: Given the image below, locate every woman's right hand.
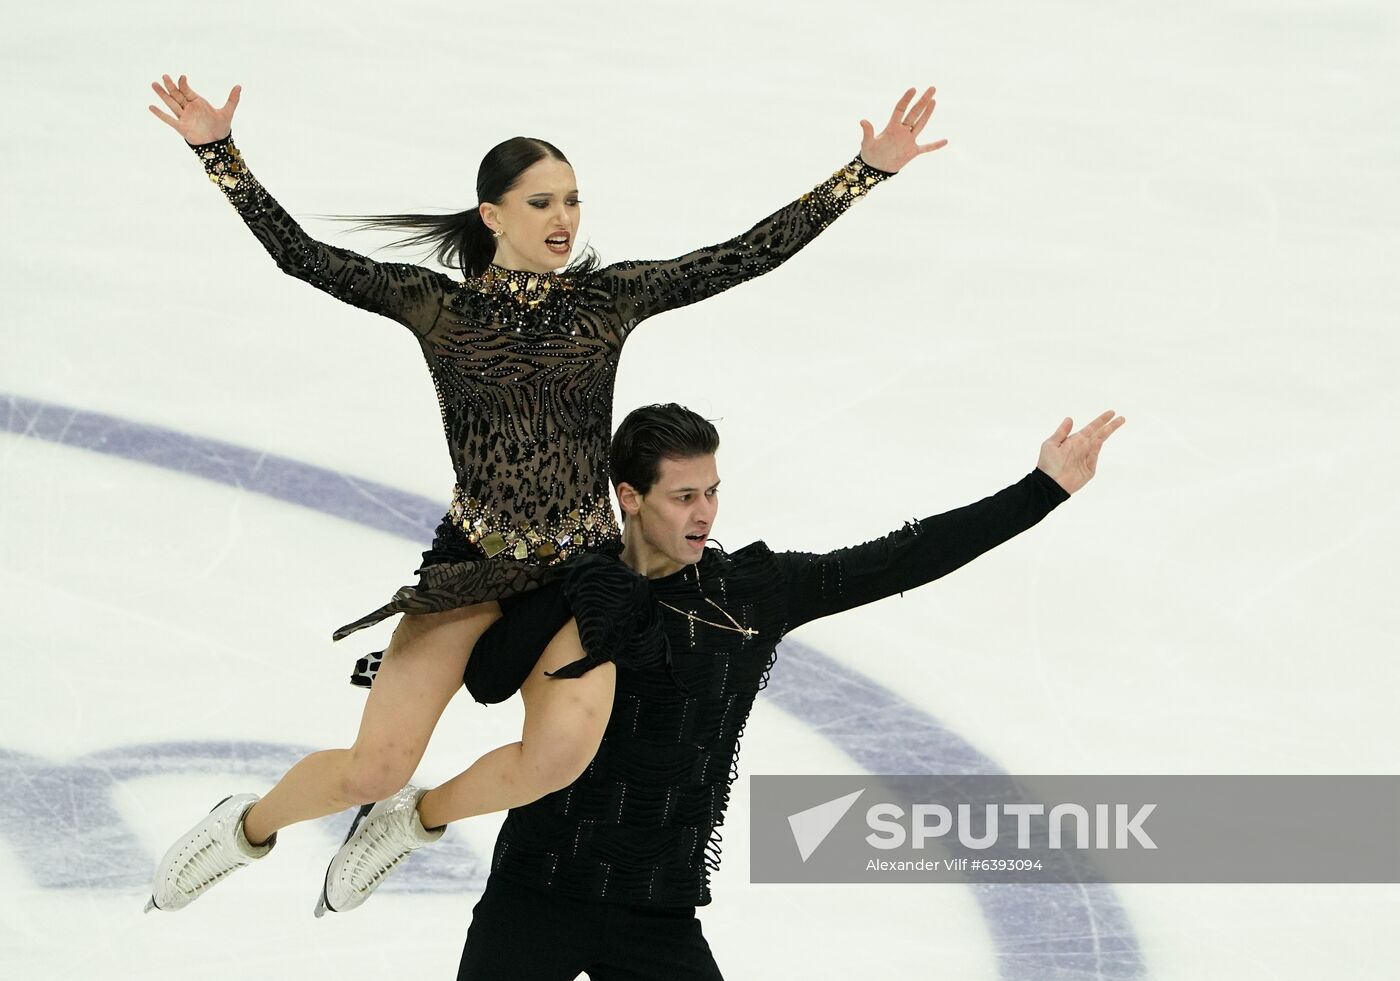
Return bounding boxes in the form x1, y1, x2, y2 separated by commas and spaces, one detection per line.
148, 74, 241, 146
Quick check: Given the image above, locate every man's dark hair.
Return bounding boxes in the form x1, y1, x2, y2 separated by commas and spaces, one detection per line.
610, 403, 720, 496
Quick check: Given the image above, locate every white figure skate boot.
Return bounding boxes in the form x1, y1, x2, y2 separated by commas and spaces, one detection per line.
145, 794, 276, 912
314, 785, 443, 916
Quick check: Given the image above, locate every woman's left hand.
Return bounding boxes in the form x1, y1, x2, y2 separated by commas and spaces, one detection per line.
859, 87, 948, 173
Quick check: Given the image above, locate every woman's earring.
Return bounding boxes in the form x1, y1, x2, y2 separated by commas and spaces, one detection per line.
491, 227, 504, 239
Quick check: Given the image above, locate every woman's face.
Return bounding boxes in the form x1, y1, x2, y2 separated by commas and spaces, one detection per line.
481, 157, 580, 273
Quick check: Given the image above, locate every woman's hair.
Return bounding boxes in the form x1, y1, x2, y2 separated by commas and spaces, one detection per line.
341, 136, 599, 279
610, 404, 721, 496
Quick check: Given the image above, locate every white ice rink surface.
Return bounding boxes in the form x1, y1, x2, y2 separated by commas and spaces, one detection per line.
3, 1, 1398, 978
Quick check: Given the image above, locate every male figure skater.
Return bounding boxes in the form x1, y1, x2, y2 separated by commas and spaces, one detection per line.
331, 402, 1124, 979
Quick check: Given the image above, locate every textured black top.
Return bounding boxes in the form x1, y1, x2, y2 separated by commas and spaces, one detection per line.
190, 135, 894, 636
487, 468, 1072, 907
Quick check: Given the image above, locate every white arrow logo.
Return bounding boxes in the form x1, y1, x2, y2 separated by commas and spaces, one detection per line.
787, 789, 865, 862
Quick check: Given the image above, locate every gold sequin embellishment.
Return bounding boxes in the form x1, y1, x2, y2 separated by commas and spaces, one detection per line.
477, 264, 566, 309
448, 486, 619, 564
803, 157, 892, 206
201, 143, 247, 192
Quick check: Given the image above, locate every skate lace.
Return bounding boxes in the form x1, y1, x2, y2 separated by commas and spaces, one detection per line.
177, 830, 247, 893
344, 822, 415, 892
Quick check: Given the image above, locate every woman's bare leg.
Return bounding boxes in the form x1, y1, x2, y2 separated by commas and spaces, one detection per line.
417, 619, 614, 829
240, 601, 501, 845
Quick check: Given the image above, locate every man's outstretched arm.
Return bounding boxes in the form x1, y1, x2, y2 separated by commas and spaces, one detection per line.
775, 411, 1125, 632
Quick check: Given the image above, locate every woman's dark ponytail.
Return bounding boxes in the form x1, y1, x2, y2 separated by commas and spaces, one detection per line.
338, 206, 497, 278
457, 208, 497, 278
338, 136, 598, 280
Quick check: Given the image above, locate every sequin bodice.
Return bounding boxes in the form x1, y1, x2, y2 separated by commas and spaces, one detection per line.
192, 135, 891, 547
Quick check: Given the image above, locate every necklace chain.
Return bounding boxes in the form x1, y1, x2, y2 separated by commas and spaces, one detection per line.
657, 596, 757, 639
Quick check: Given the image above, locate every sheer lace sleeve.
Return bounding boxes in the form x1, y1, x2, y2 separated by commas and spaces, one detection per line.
594, 156, 893, 332
190, 134, 451, 338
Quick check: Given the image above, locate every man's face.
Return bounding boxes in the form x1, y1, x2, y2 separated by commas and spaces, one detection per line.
624, 454, 721, 570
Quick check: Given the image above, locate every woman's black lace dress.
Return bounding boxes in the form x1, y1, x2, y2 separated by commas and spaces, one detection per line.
189, 134, 893, 682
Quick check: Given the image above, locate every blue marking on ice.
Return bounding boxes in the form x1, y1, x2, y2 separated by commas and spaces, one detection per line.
1, 392, 1144, 979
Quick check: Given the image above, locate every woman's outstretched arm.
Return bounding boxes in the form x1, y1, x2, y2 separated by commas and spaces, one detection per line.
149, 74, 451, 339
597, 86, 948, 332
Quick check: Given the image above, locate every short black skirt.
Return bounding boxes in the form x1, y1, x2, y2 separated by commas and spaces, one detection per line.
345, 520, 671, 704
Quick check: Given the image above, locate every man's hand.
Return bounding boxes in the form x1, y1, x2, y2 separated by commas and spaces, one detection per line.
1036, 411, 1126, 494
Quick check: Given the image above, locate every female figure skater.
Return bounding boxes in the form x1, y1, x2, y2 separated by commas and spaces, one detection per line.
142, 72, 946, 915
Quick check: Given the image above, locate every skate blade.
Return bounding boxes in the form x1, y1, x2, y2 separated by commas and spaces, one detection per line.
313, 892, 328, 918
144, 897, 157, 913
